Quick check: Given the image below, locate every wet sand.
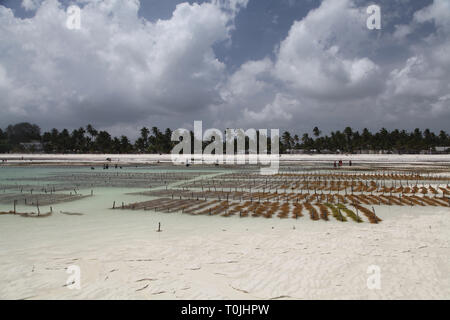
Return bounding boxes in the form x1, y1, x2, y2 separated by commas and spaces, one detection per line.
0, 158, 449, 300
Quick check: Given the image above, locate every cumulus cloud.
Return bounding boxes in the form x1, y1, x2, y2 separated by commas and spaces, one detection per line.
273, 0, 382, 100
0, 0, 245, 133
214, 0, 450, 131
414, 0, 450, 32
243, 94, 294, 124
21, 0, 43, 11
0, 0, 449, 135
376, 0, 450, 127
215, 0, 385, 130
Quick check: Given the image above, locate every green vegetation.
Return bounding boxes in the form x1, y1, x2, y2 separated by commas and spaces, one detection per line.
324, 203, 347, 222
0, 122, 448, 154
335, 204, 363, 223
280, 127, 450, 154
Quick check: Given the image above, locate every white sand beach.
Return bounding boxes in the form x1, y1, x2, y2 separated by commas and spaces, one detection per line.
2, 0, 450, 303
1, 203, 449, 299
1, 153, 450, 165
0, 156, 449, 300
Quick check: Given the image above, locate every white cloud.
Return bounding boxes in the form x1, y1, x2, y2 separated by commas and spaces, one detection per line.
221, 58, 274, 105
374, 0, 450, 127
393, 24, 412, 39
21, 0, 43, 11
1, 0, 449, 134
387, 56, 441, 98
274, 0, 382, 100
214, 0, 450, 131
0, 0, 245, 132
414, 0, 450, 32
431, 94, 450, 117
215, 0, 385, 130
0, 65, 11, 88
243, 94, 294, 124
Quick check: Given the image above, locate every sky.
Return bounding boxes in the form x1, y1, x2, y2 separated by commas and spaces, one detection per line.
0, 0, 449, 137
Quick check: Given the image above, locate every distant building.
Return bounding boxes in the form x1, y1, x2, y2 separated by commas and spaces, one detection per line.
355, 150, 378, 154
288, 149, 309, 154
435, 146, 450, 153
20, 141, 43, 152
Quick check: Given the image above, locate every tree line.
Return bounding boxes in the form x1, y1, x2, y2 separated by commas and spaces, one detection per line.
0, 122, 449, 154
281, 126, 450, 154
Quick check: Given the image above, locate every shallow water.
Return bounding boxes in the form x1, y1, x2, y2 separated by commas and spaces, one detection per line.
1, 164, 449, 299
0, 165, 225, 213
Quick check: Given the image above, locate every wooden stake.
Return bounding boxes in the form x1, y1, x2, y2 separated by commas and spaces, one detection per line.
372, 206, 378, 224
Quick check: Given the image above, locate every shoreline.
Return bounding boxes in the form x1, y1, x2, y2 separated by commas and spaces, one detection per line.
1, 153, 450, 166
0, 159, 449, 299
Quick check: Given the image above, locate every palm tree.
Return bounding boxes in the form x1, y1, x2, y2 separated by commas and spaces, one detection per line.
438, 130, 449, 146
164, 128, 173, 153
96, 131, 112, 153
141, 127, 149, 140
71, 127, 87, 153
343, 127, 353, 152
86, 124, 98, 152
142, 127, 151, 151
293, 134, 300, 149
282, 131, 293, 153
135, 127, 150, 153
86, 124, 98, 139
120, 135, 133, 153
302, 133, 312, 150
313, 126, 321, 138
150, 126, 163, 153
361, 128, 372, 150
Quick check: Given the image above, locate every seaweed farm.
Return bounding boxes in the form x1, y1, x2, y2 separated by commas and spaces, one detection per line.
1, 161, 450, 300
5, 170, 213, 190
1, 164, 449, 223
118, 169, 450, 224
